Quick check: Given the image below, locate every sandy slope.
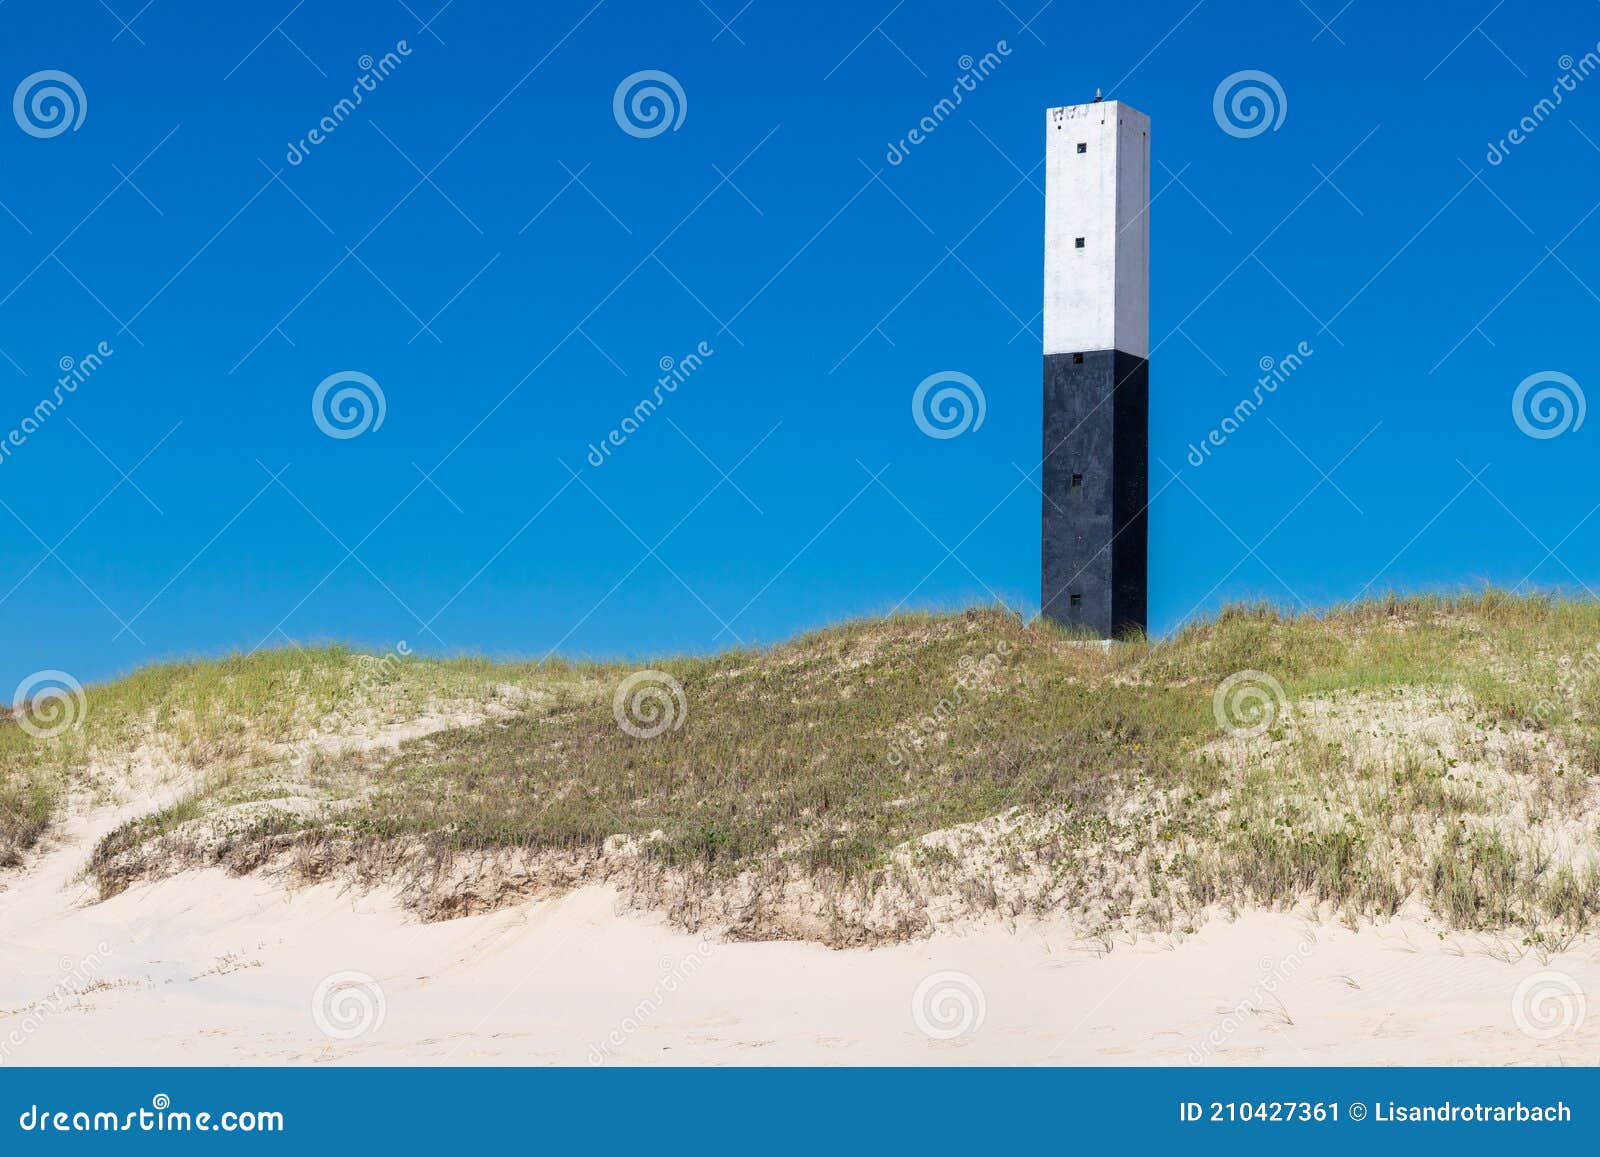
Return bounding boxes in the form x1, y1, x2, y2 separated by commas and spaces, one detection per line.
2, 795, 1597, 1066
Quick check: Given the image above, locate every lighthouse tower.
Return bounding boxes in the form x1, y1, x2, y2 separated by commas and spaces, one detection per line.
1041, 99, 1150, 638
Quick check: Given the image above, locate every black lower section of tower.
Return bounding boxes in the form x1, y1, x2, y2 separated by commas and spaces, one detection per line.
1041, 349, 1148, 638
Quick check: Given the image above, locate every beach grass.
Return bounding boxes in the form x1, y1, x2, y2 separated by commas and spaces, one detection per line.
8, 589, 1600, 940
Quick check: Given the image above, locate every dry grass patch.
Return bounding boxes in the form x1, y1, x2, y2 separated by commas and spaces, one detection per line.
8, 589, 1600, 945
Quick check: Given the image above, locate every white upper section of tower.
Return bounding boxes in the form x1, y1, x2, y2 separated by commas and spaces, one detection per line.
1043, 100, 1150, 358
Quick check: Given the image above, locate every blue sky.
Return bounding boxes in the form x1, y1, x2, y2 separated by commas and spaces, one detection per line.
1, 0, 1598, 687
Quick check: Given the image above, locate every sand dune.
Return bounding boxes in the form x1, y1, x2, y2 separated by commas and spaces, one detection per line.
3, 794, 1595, 1066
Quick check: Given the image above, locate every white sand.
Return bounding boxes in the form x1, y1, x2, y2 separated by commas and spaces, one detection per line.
3, 798, 1597, 1066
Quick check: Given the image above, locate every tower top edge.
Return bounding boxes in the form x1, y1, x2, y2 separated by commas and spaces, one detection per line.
1046, 100, 1149, 124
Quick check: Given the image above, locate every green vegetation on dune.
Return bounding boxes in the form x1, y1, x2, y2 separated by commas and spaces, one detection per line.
8, 590, 1600, 941
0, 644, 595, 864
345, 609, 1208, 875
0, 760, 57, 868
